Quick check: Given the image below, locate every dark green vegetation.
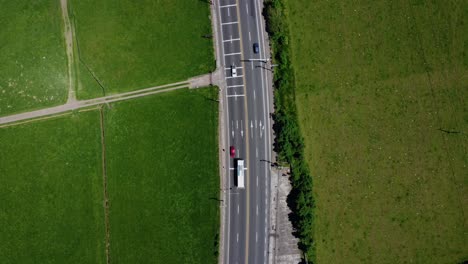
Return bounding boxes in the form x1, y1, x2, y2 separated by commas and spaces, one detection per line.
70, 0, 215, 99
104, 88, 219, 263
0, 0, 68, 116
0, 112, 105, 263
264, 0, 315, 261
284, 0, 468, 263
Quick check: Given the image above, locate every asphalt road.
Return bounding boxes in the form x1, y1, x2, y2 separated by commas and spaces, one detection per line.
216, 0, 273, 263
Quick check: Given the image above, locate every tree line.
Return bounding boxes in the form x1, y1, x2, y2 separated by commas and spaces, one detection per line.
263, 0, 315, 262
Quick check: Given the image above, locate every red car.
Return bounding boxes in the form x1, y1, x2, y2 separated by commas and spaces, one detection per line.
230, 146, 236, 158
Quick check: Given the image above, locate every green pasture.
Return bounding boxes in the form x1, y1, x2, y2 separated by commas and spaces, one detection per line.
286, 0, 468, 263
0, 111, 105, 263
70, 0, 215, 99
0, 0, 68, 116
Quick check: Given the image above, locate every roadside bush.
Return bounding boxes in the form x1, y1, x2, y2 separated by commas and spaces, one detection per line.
264, 0, 315, 262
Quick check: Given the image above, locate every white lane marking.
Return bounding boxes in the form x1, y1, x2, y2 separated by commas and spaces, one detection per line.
256, 147, 258, 158
236, 120, 239, 129
251, 62, 254, 70
248, 31, 251, 41
253, 90, 256, 100
222, 21, 239, 25
228, 8, 230, 16
221, 4, 236, 8
225, 66, 243, 70
237, 233, 239, 242
260, 120, 264, 138
251, 120, 253, 128
225, 75, 243, 79
229, 167, 235, 170
223, 38, 241, 43
256, 232, 258, 242
227, 84, 244, 88
255, 119, 257, 129
256, 205, 258, 215
227, 94, 245, 98
225, 52, 241, 56
253, 0, 273, 257
232, 129, 234, 138
238, 205, 239, 214
246, 3, 249, 14
256, 176, 258, 187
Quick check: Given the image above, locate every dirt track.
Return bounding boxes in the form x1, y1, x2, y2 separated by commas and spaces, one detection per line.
0, 73, 216, 126
60, 0, 76, 103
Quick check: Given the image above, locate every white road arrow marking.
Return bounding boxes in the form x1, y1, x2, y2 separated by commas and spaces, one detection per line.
240, 122, 244, 138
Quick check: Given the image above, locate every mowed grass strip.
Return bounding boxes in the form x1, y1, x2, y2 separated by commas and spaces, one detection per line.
0, 111, 105, 264
105, 88, 219, 263
71, 0, 215, 99
0, 0, 68, 116
286, 0, 468, 263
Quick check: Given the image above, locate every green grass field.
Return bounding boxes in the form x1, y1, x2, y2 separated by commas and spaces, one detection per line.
0, 0, 68, 116
104, 88, 219, 263
286, 0, 468, 263
70, 0, 215, 99
0, 112, 105, 264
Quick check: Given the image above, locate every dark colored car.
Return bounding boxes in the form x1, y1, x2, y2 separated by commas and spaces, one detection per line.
230, 146, 236, 158
253, 43, 259, 54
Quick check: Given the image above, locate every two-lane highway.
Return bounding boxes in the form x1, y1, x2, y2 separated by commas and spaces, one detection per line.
216, 0, 273, 263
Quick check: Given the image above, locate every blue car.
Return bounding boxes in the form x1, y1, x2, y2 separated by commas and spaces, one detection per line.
253, 43, 259, 54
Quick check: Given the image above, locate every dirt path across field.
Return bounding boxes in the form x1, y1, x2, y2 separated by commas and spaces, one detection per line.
60, 0, 76, 103
0, 73, 215, 126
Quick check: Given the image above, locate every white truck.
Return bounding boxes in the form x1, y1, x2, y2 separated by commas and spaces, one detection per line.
236, 159, 245, 189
